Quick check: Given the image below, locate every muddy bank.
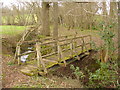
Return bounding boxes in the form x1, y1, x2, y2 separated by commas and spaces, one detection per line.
2, 34, 26, 55
51, 50, 100, 84
2, 37, 16, 55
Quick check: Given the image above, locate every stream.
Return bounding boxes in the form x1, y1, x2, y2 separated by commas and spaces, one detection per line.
20, 47, 33, 63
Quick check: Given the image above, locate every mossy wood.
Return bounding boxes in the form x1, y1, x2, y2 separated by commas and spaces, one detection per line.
14, 34, 92, 75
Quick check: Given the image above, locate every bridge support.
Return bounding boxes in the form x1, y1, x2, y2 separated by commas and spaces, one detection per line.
57, 42, 66, 67
36, 42, 47, 73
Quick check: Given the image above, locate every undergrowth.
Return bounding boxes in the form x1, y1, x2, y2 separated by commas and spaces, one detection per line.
70, 59, 118, 88
70, 24, 119, 88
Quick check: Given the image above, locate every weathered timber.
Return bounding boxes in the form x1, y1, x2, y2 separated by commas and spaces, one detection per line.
20, 65, 38, 76
41, 35, 91, 45
70, 40, 73, 56
36, 42, 47, 73
90, 35, 92, 49
73, 37, 80, 60
18, 51, 36, 57
14, 27, 38, 63
17, 46, 21, 65
21, 35, 73, 44
81, 37, 85, 52
19, 35, 90, 45
57, 42, 66, 66
17, 34, 92, 75
17, 42, 90, 58
42, 52, 57, 58
42, 59, 58, 63
20, 35, 90, 45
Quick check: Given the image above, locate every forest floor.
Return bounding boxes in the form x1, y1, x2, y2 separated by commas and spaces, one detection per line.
2, 55, 83, 88
1, 25, 118, 88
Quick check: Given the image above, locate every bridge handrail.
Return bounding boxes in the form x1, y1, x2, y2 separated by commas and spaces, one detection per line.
21, 34, 74, 44
17, 35, 91, 57
15, 34, 92, 68
41, 35, 91, 45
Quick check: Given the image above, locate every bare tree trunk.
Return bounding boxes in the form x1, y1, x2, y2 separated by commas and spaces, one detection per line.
53, 2, 58, 51
53, 2, 58, 39
102, 2, 108, 26
41, 2, 50, 36
118, 2, 120, 61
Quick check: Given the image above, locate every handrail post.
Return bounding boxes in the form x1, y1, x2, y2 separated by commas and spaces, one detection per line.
73, 36, 80, 60
53, 38, 58, 52
89, 35, 92, 50
17, 46, 21, 65
70, 39, 73, 57
36, 42, 47, 73
14, 43, 21, 64
57, 42, 61, 61
81, 37, 84, 53
57, 41, 66, 66
13, 46, 18, 64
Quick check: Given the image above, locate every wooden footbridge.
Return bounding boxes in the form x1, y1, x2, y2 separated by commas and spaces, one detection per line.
14, 34, 92, 76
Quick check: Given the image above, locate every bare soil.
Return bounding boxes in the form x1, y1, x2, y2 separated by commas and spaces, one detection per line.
2, 55, 31, 88
2, 55, 83, 88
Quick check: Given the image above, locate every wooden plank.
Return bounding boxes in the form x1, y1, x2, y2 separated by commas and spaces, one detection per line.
42, 52, 57, 58
42, 59, 58, 63
18, 51, 35, 57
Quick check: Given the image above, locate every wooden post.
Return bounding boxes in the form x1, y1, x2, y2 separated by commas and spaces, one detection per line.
13, 43, 21, 64
36, 42, 47, 73
73, 35, 76, 53
57, 42, 61, 61
81, 37, 84, 52
70, 39, 73, 56
54, 40, 58, 53
57, 42, 66, 66
73, 38, 80, 60
89, 35, 92, 49
17, 46, 21, 65
13, 47, 18, 63
82, 37, 88, 52
14, 28, 36, 64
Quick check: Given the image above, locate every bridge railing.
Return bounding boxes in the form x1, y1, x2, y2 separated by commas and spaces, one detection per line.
35, 35, 92, 73
15, 35, 92, 73
14, 35, 73, 64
